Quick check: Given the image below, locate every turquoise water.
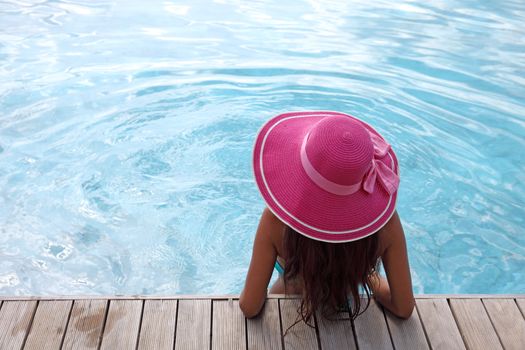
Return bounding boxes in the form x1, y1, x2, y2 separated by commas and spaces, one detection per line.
0, 0, 524, 295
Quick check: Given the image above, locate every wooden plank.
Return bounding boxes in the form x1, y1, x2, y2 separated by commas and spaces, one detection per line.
247, 298, 282, 350
0, 300, 37, 350
62, 299, 108, 350
212, 299, 245, 350
449, 299, 502, 350
417, 299, 465, 350
482, 299, 525, 350
100, 300, 143, 350
24, 300, 73, 350
279, 299, 317, 350
385, 307, 429, 350
138, 299, 177, 350
1, 294, 524, 301
316, 308, 356, 350
174, 299, 211, 350
1, 296, 522, 350
450, 299, 503, 349
414, 294, 525, 299
353, 298, 393, 349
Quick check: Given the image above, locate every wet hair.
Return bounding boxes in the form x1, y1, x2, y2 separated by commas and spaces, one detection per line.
283, 225, 381, 327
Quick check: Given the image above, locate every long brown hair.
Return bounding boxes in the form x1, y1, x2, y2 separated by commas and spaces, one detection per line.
283, 225, 381, 326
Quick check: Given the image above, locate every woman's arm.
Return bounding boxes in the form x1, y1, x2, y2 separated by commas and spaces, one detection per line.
371, 211, 415, 319
239, 207, 281, 318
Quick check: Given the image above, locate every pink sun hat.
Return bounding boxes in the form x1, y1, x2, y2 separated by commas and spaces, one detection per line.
252, 111, 400, 243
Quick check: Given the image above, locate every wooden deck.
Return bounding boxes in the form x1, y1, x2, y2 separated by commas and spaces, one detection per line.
0, 295, 524, 349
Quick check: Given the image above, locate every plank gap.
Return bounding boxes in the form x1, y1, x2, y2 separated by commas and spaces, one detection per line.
480, 299, 505, 349
244, 311, 248, 350
516, 299, 525, 319
134, 300, 145, 350
380, 303, 396, 349
447, 299, 471, 347
349, 307, 359, 350
58, 299, 75, 350
173, 300, 179, 350
209, 299, 213, 350
97, 300, 110, 350
446, 298, 469, 349
415, 303, 432, 349
312, 313, 322, 350
314, 315, 321, 350
278, 299, 285, 350
20, 300, 39, 350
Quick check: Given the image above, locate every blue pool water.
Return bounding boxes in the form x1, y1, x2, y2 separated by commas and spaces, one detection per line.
0, 0, 524, 295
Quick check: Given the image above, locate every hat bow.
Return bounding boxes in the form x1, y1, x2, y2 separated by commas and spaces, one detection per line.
362, 133, 399, 195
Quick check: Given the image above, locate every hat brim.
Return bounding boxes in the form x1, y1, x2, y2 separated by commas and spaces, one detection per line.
253, 111, 399, 243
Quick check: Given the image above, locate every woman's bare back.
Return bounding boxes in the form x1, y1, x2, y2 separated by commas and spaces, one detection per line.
240, 207, 415, 318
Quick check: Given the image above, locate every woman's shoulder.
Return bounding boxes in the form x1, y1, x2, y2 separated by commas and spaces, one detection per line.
261, 207, 284, 228
260, 207, 287, 253
377, 210, 404, 255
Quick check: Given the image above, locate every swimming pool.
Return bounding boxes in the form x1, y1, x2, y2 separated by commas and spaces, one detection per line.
0, 0, 524, 295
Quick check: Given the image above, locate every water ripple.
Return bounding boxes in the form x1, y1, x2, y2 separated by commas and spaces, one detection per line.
0, 0, 524, 295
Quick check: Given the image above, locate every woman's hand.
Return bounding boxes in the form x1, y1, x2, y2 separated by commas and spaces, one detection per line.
369, 273, 391, 305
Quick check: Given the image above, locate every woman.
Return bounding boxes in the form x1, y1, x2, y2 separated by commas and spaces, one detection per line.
240, 111, 414, 322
